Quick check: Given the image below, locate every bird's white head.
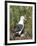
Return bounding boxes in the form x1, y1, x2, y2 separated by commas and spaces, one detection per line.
20, 16, 25, 21
20, 15, 27, 21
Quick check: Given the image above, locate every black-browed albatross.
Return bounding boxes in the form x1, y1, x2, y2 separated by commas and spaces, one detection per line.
15, 16, 26, 36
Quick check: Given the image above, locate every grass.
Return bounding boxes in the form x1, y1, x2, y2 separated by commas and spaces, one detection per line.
10, 6, 32, 40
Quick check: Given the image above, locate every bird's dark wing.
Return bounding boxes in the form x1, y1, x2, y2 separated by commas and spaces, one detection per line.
15, 24, 23, 32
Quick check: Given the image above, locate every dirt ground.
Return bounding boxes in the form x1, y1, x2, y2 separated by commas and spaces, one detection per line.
10, 30, 32, 40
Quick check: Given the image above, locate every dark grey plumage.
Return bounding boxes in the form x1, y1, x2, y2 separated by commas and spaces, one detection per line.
15, 24, 23, 32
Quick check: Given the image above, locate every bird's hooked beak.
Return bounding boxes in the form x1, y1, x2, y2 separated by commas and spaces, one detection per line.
24, 18, 27, 21
24, 15, 27, 21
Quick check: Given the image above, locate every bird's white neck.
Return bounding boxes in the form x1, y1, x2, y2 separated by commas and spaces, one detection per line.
18, 19, 24, 25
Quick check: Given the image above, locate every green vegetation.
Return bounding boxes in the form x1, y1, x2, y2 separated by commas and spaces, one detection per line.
10, 6, 32, 39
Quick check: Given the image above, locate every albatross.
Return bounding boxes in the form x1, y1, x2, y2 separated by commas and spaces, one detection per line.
15, 16, 26, 36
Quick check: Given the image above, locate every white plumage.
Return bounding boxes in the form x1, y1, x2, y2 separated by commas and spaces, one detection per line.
15, 16, 26, 35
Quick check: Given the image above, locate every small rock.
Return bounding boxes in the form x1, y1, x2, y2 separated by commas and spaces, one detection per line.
21, 34, 25, 37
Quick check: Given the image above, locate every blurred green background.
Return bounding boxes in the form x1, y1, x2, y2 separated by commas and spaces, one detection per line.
10, 6, 32, 39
